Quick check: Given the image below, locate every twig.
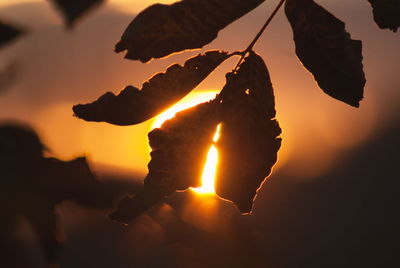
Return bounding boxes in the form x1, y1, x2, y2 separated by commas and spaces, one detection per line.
233, 0, 286, 72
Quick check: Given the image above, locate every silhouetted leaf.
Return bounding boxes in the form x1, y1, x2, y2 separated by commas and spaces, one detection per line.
367, 0, 400, 32
0, 123, 132, 262
215, 52, 281, 213
285, 0, 366, 107
50, 0, 104, 27
146, 100, 221, 192
110, 100, 221, 223
0, 123, 44, 157
115, 0, 265, 62
73, 51, 230, 126
0, 20, 24, 48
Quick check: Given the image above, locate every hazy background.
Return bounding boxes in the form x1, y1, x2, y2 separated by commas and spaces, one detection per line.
0, 0, 399, 267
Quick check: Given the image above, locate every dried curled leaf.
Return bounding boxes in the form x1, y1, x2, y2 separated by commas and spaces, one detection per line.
50, 0, 103, 27
110, 100, 221, 223
367, 0, 400, 32
285, 0, 366, 107
115, 0, 265, 62
0, 20, 24, 48
73, 51, 230, 125
215, 52, 281, 213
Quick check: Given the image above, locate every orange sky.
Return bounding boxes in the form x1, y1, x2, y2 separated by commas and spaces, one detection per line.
0, 0, 399, 180
0, 0, 175, 12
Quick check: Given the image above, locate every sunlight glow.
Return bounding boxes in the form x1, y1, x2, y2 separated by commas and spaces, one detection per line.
152, 91, 218, 129
151, 91, 220, 195
191, 125, 221, 195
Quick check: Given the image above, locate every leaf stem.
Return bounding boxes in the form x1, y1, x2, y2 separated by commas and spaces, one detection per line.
233, 0, 286, 72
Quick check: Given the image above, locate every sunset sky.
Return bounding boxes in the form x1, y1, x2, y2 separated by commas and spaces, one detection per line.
1, 0, 398, 179
1, 1, 400, 267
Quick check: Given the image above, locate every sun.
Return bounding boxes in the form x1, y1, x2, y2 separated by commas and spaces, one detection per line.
151, 90, 220, 195
191, 125, 220, 194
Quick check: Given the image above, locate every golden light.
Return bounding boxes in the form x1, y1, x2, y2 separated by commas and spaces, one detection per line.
191, 125, 220, 194
151, 91, 220, 195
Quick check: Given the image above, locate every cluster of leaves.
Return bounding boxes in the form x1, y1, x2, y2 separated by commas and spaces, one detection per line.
0, 123, 134, 262
1, 0, 398, 226
72, 0, 397, 224
1, 0, 397, 265
1, 0, 398, 49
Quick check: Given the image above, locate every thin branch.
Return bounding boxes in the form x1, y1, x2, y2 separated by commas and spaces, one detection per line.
233, 0, 286, 72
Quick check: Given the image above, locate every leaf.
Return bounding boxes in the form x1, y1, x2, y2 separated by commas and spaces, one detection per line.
110, 100, 221, 223
146, 100, 221, 192
0, 20, 24, 48
0, 123, 41, 151
115, 0, 265, 62
367, 0, 400, 32
0, 123, 133, 262
285, 0, 366, 107
73, 50, 230, 126
215, 52, 281, 213
50, 0, 104, 27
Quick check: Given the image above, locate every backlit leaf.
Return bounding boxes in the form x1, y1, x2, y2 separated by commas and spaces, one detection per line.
73, 51, 230, 126
285, 0, 366, 107
50, 0, 103, 27
110, 100, 221, 224
115, 0, 265, 62
215, 52, 281, 213
367, 0, 400, 32
146, 100, 221, 193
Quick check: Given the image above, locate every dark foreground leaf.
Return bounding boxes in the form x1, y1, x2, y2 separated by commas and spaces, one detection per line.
0, 123, 131, 262
367, 0, 400, 32
0, 21, 24, 47
285, 0, 366, 107
50, 0, 104, 27
73, 51, 230, 126
110, 100, 221, 224
115, 0, 265, 62
215, 52, 281, 213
